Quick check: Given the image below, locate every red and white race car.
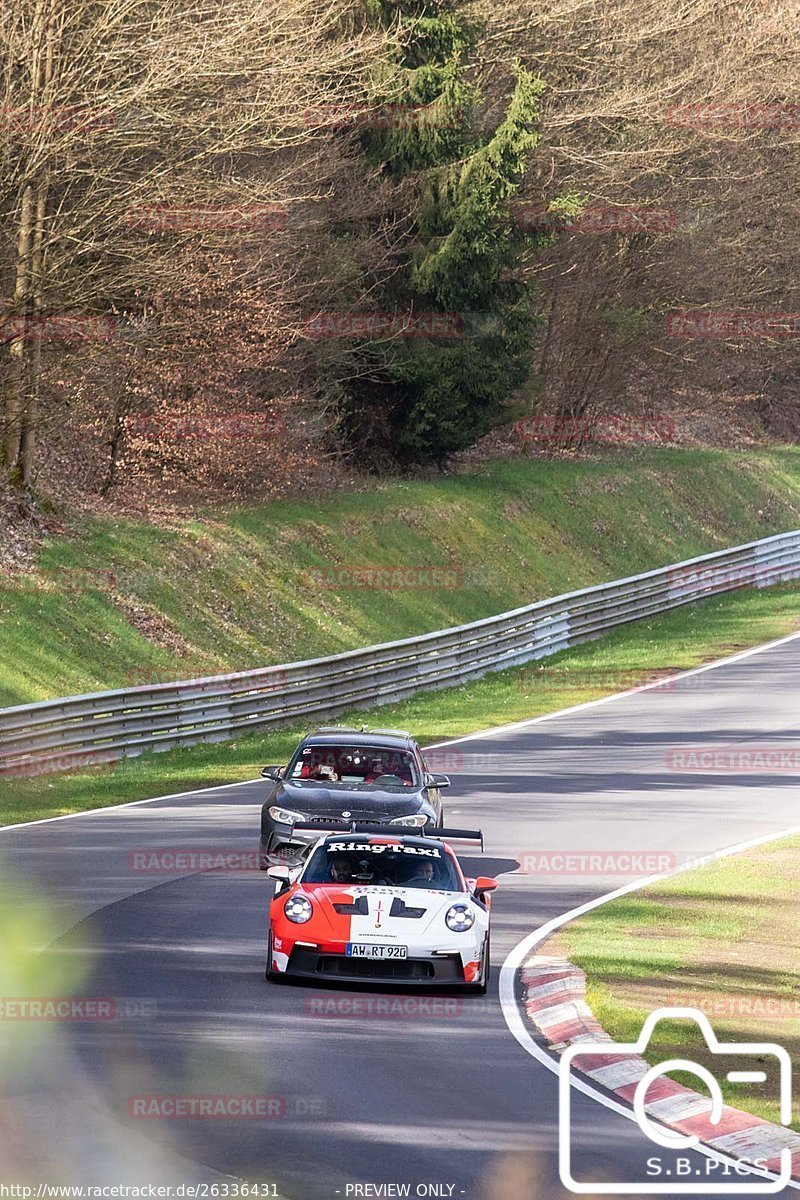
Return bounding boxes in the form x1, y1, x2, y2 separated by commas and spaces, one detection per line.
265, 826, 496, 992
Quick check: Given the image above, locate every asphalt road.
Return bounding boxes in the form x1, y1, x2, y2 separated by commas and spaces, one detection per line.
3, 633, 800, 1198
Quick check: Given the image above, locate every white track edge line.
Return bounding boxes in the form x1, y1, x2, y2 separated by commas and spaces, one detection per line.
4, 627, 800, 835
425, 628, 800, 749
0, 776, 259, 834
499, 820, 800, 1190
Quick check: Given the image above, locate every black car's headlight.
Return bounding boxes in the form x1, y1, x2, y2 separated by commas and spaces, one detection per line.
388, 813, 429, 827
445, 903, 475, 932
269, 805, 305, 826
284, 895, 313, 924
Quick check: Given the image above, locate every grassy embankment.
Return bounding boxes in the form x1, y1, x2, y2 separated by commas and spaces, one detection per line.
552, 834, 800, 1129
3, 447, 800, 824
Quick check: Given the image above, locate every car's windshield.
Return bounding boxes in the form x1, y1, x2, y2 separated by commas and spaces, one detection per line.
302, 841, 461, 891
287, 744, 418, 788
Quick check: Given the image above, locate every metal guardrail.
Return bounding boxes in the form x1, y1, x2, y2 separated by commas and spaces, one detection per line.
3, 530, 800, 776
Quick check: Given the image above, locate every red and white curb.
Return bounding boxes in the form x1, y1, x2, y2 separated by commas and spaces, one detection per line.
522, 955, 800, 1180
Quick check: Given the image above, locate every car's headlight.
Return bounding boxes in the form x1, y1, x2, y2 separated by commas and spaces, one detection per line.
389, 813, 429, 827
284, 894, 313, 924
445, 903, 475, 932
269, 805, 305, 825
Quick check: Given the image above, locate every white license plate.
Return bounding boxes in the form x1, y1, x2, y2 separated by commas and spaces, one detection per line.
346, 943, 408, 959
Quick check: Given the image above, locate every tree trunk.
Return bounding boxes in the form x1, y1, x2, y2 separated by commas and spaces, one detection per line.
14, 0, 56, 486
100, 369, 130, 496
20, 178, 49, 488
3, 184, 34, 473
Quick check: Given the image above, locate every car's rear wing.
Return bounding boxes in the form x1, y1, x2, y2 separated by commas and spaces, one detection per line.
424, 827, 483, 850
291, 820, 483, 850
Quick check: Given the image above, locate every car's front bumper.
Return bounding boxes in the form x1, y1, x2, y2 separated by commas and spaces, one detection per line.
269, 934, 485, 987
260, 824, 322, 868
282, 945, 468, 985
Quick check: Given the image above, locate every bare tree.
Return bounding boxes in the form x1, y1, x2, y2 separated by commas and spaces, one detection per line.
0, 0, 386, 488
472, 0, 800, 441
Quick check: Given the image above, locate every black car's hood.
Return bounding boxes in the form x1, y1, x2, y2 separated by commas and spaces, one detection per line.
275, 780, 425, 816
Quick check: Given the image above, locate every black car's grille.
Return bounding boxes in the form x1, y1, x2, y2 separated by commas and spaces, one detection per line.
302, 816, 359, 826
293, 811, 421, 825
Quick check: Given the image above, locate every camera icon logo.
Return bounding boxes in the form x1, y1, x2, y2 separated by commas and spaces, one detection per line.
559, 1007, 793, 1194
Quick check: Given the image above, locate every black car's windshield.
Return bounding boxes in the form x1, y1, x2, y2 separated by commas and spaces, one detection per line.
287, 744, 419, 788
303, 841, 461, 891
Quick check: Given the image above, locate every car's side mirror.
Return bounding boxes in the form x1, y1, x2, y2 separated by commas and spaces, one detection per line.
267, 865, 295, 894
425, 773, 450, 788
261, 765, 284, 781
473, 876, 498, 900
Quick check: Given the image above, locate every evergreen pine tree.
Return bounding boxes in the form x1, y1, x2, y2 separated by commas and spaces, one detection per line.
341, 0, 543, 466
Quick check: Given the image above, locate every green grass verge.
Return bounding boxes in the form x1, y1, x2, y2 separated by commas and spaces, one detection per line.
4, 448, 800, 707
553, 833, 800, 1129
3, 579, 799, 827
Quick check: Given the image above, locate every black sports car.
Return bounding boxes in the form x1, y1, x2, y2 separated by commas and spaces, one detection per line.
259, 727, 449, 868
